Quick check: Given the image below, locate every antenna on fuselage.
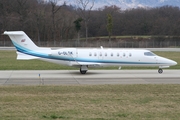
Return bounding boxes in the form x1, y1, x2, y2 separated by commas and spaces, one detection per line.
100, 46, 103, 49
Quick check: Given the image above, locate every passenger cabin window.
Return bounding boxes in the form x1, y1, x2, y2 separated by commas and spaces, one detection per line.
89, 53, 92, 56
111, 53, 113, 57
105, 53, 107, 56
117, 53, 119, 57
129, 53, 132, 57
99, 53, 102, 56
94, 53, 97, 56
123, 53, 126, 57
144, 52, 156, 56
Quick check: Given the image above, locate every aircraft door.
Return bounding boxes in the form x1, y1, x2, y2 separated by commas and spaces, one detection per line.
154, 56, 159, 64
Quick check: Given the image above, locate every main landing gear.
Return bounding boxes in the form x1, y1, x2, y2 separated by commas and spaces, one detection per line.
80, 65, 88, 74
158, 68, 163, 74
80, 69, 87, 74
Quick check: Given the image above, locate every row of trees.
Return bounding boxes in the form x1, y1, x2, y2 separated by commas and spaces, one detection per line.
88, 5, 180, 37
1, 0, 180, 45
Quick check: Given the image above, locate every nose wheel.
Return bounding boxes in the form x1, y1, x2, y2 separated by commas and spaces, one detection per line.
158, 68, 163, 74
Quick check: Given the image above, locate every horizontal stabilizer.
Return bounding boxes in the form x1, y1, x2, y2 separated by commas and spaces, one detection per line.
4, 31, 24, 35
17, 52, 39, 60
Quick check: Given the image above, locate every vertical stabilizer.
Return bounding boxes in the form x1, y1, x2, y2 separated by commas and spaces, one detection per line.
4, 31, 51, 60
4, 31, 39, 51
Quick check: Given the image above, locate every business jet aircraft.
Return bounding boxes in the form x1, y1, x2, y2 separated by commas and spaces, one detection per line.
4, 31, 177, 74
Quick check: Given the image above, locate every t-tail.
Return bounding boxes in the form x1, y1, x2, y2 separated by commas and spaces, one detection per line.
4, 31, 51, 60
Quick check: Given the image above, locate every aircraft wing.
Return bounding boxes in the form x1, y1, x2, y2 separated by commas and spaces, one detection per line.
70, 61, 102, 67
78, 62, 101, 66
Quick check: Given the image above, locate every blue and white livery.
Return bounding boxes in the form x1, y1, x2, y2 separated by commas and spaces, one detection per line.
4, 31, 177, 74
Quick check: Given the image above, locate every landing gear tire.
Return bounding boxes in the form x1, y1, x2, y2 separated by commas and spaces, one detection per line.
80, 65, 88, 74
80, 69, 87, 74
158, 68, 163, 74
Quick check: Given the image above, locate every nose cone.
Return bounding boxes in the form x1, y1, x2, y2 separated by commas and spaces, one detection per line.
171, 60, 177, 66
166, 59, 177, 66
159, 56, 177, 66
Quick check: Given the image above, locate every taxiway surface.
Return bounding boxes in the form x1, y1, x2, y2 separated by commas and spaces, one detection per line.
0, 70, 180, 85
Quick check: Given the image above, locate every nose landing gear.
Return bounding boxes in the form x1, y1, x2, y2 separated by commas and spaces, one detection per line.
158, 68, 163, 74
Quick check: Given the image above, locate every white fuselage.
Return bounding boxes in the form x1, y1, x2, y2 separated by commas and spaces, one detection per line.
46, 48, 177, 68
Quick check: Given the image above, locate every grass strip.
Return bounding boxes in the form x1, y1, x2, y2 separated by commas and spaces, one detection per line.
0, 85, 180, 120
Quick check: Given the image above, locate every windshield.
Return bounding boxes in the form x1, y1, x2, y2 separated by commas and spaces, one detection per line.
144, 52, 156, 56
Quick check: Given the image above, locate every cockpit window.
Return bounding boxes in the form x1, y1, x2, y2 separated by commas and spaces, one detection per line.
144, 52, 156, 56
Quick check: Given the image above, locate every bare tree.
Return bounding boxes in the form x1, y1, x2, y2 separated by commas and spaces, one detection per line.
32, 1, 47, 46
76, 0, 94, 42
56, 5, 76, 42
0, 0, 11, 31
48, 0, 61, 46
10, 0, 29, 30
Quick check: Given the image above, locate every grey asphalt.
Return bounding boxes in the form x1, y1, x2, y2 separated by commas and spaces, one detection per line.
0, 70, 180, 85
